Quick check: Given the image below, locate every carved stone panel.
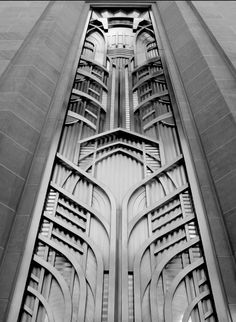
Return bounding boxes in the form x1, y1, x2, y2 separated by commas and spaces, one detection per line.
19, 8, 218, 322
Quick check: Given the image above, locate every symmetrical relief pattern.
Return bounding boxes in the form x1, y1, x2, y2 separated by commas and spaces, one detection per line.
19, 8, 217, 322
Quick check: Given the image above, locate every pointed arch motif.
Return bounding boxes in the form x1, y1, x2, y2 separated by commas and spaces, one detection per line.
18, 6, 220, 322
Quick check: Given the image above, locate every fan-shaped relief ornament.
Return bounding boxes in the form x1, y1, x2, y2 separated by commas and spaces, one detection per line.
19, 8, 217, 322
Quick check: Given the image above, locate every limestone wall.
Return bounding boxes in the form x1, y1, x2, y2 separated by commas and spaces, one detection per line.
0, 2, 88, 319
156, 1, 236, 319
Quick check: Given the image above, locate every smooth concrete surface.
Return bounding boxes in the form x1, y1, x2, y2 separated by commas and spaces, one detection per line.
157, 1, 236, 320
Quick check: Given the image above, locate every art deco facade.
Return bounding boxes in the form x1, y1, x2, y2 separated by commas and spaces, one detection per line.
0, 1, 235, 322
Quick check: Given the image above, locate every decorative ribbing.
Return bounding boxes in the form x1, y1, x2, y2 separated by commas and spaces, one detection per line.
19, 8, 217, 322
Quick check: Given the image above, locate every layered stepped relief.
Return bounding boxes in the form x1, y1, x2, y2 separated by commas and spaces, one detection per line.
19, 8, 217, 322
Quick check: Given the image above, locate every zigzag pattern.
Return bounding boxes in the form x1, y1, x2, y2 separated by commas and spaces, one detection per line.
19, 8, 217, 322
